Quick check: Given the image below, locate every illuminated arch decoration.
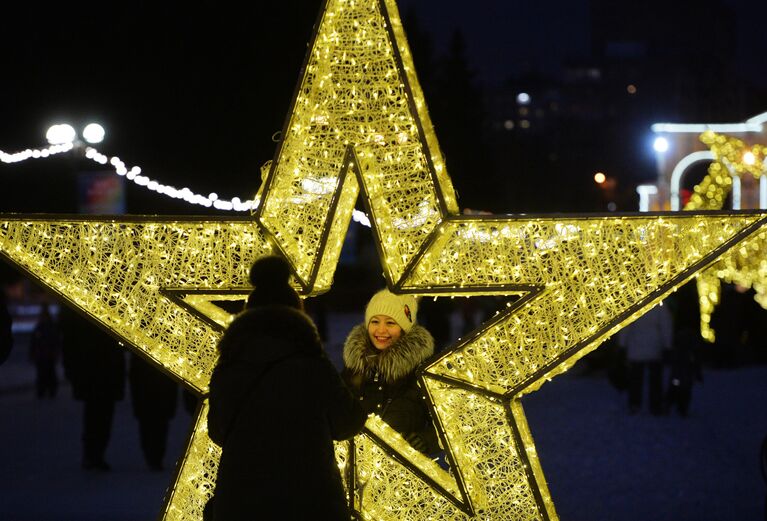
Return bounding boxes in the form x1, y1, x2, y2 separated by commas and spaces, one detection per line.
669, 150, 716, 210
682, 131, 767, 341
1, 1, 767, 521
651, 111, 767, 211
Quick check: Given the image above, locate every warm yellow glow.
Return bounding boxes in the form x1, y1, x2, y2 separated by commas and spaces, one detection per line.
594, 172, 606, 184
1, 2, 766, 521
684, 131, 767, 342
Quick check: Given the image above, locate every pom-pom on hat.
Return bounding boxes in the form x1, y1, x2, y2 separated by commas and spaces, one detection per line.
246, 255, 302, 310
365, 289, 417, 332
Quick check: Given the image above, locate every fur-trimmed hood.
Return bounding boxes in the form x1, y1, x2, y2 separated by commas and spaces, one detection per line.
342, 323, 434, 383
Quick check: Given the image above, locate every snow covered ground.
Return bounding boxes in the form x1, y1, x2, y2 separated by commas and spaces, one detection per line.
1, 322, 765, 521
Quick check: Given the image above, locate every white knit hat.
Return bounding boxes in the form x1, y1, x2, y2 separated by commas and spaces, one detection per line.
364, 289, 418, 332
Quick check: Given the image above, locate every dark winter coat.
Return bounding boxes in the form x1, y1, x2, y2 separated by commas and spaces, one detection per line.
0, 293, 13, 365
30, 316, 62, 364
207, 306, 365, 521
341, 323, 439, 453
59, 306, 125, 402
129, 353, 178, 420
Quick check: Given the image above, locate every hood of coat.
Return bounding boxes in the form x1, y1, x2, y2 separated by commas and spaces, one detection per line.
217, 306, 321, 365
208, 306, 322, 443
342, 323, 434, 383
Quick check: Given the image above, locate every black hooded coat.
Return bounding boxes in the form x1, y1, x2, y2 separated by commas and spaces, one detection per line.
207, 305, 365, 521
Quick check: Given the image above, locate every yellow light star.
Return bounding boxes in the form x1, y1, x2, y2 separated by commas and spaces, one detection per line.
1, 1, 766, 521
0, 217, 274, 518
683, 131, 767, 342
254, 1, 767, 519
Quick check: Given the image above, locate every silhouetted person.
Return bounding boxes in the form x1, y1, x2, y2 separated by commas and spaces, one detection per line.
129, 353, 178, 471
744, 293, 767, 365
459, 297, 482, 336
207, 256, 365, 520
666, 281, 703, 416
710, 283, 748, 368
418, 297, 454, 354
618, 303, 672, 415
0, 288, 12, 365
60, 305, 125, 471
29, 303, 62, 398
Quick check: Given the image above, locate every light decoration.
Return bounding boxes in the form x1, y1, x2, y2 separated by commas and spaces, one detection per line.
636, 184, 658, 212
0, 142, 74, 163
0, 1, 766, 520
1, 143, 371, 226
682, 131, 767, 342
1, 143, 257, 211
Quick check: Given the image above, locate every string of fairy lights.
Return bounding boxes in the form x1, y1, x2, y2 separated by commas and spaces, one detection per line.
0, 142, 371, 226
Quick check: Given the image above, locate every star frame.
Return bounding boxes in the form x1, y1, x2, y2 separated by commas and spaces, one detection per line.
2, 1, 767, 520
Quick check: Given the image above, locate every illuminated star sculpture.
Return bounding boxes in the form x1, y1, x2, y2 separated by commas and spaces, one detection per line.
682, 131, 767, 342
1, 1, 766, 520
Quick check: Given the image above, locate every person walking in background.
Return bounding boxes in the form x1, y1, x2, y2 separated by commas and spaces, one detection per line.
710, 283, 749, 368
618, 302, 673, 415
128, 353, 178, 471
418, 296, 454, 354
60, 305, 126, 471
29, 302, 62, 398
666, 280, 704, 416
0, 286, 13, 365
206, 256, 365, 521
342, 289, 440, 454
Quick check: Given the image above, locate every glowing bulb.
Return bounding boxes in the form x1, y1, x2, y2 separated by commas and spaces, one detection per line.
46, 124, 76, 145
653, 137, 669, 153
594, 172, 606, 184
516, 92, 531, 105
743, 151, 756, 165
82, 123, 105, 144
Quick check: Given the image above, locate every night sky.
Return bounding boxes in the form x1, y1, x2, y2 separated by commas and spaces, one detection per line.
402, 0, 767, 87
1, 0, 765, 214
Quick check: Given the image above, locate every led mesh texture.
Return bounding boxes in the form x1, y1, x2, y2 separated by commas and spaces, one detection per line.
0, 219, 271, 521
1, 1, 767, 521
683, 131, 767, 341
258, 0, 458, 290
0, 219, 269, 391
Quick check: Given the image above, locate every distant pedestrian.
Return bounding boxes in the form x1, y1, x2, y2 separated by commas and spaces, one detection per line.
60, 305, 126, 471
128, 353, 178, 471
0, 287, 12, 365
618, 302, 672, 415
710, 283, 748, 368
418, 296, 454, 354
665, 281, 703, 417
29, 303, 62, 398
761, 434, 767, 520
206, 256, 365, 520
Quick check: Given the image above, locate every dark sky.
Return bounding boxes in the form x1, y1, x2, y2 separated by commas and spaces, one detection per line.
400, 0, 592, 86
1, 0, 765, 214
402, 0, 767, 88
